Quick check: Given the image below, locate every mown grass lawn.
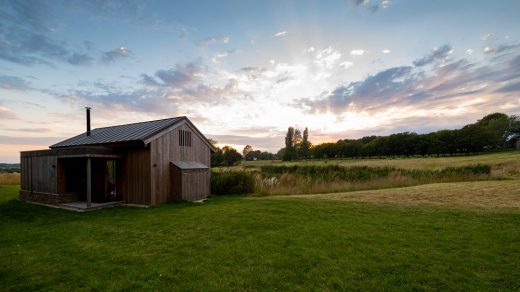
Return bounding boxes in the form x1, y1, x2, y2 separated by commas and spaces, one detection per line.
1, 184, 520, 290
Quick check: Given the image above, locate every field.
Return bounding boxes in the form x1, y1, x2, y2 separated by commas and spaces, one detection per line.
286, 180, 520, 208
213, 152, 520, 196
2, 152, 520, 290
0, 172, 20, 185
236, 151, 520, 171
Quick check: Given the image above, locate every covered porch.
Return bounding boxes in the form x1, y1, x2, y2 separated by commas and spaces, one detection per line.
57, 151, 123, 210
20, 147, 124, 211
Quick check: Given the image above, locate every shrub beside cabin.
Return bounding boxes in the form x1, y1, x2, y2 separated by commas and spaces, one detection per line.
20, 109, 215, 210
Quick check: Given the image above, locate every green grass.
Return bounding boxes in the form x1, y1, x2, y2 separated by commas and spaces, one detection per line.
1, 185, 520, 290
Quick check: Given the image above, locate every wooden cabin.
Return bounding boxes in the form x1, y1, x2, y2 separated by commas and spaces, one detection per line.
20, 110, 215, 210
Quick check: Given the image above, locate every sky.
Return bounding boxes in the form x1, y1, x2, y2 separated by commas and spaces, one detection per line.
1, 0, 520, 162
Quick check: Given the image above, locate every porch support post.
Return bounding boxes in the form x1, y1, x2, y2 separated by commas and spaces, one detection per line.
87, 157, 92, 208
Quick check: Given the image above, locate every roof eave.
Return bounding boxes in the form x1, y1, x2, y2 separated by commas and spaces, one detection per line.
50, 140, 145, 149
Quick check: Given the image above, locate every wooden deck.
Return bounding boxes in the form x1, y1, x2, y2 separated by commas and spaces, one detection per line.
58, 201, 122, 212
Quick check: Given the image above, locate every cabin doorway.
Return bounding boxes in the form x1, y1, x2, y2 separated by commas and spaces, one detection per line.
104, 159, 118, 201
58, 157, 121, 203
91, 159, 120, 203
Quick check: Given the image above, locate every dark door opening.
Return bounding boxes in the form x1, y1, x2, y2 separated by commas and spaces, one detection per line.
92, 159, 120, 203
58, 158, 121, 203
105, 159, 118, 201
58, 158, 86, 198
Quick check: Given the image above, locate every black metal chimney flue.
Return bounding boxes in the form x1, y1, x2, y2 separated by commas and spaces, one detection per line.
86, 107, 91, 136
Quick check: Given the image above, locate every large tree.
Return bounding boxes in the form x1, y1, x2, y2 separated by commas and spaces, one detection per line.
283, 127, 296, 161
300, 127, 311, 159
283, 126, 311, 160
210, 143, 243, 167
222, 146, 243, 166
243, 144, 253, 157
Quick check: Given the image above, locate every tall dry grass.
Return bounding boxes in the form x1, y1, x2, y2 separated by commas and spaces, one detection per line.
253, 171, 494, 196
0, 172, 21, 185
211, 164, 499, 196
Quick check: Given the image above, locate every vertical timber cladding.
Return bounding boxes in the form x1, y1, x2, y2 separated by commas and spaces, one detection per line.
20, 152, 57, 194
20, 156, 30, 191
124, 147, 151, 205
170, 162, 210, 201
150, 122, 211, 204
181, 168, 210, 201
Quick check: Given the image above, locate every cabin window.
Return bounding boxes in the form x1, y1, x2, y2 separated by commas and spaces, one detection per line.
179, 130, 192, 147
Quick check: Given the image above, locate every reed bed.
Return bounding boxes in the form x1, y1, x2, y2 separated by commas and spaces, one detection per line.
211, 164, 496, 196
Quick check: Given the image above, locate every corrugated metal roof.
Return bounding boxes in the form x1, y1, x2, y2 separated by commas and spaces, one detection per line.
171, 161, 209, 170
50, 117, 183, 148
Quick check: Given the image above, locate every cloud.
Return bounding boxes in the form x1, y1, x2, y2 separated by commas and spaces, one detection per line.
315, 47, 342, 69
67, 53, 94, 65
168, 78, 246, 105
0, 135, 63, 145
0, 75, 31, 91
198, 35, 230, 47
380, 0, 391, 9
483, 46, 494, 54
340, 61, 353, 69
2, 128, 53, 133
274, 31, 288, 37
140, 73, 160, 86
78, 0, 145, 18
351, 0, 391, 13
466, 49, 474, 55
299, 43, 520, 118
58, 87, 173, 114
495, 43, 520, 54
0, 106, 17, 120
496, 81, 520, 93
81, 62, 244, 112
0, 1, 95, 66
352, 0, 368, 6
382, 49, 391, 54
413, 45, 452, 67
101, 47, 132, 62
212, 49, 238, 63
481, 33, 496, 41
350, 49, 365, 56
142, 62, 206, 88
302, 66, 416, 113
239, 66, 266, 81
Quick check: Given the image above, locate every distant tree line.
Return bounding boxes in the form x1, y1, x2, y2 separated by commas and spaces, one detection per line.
0, 163, 20, 173
210, 140, 278, 167
210, 143, 243, 167
242, 145, 278, 161
311, 113, 520, 159
208, 113, 519, 166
